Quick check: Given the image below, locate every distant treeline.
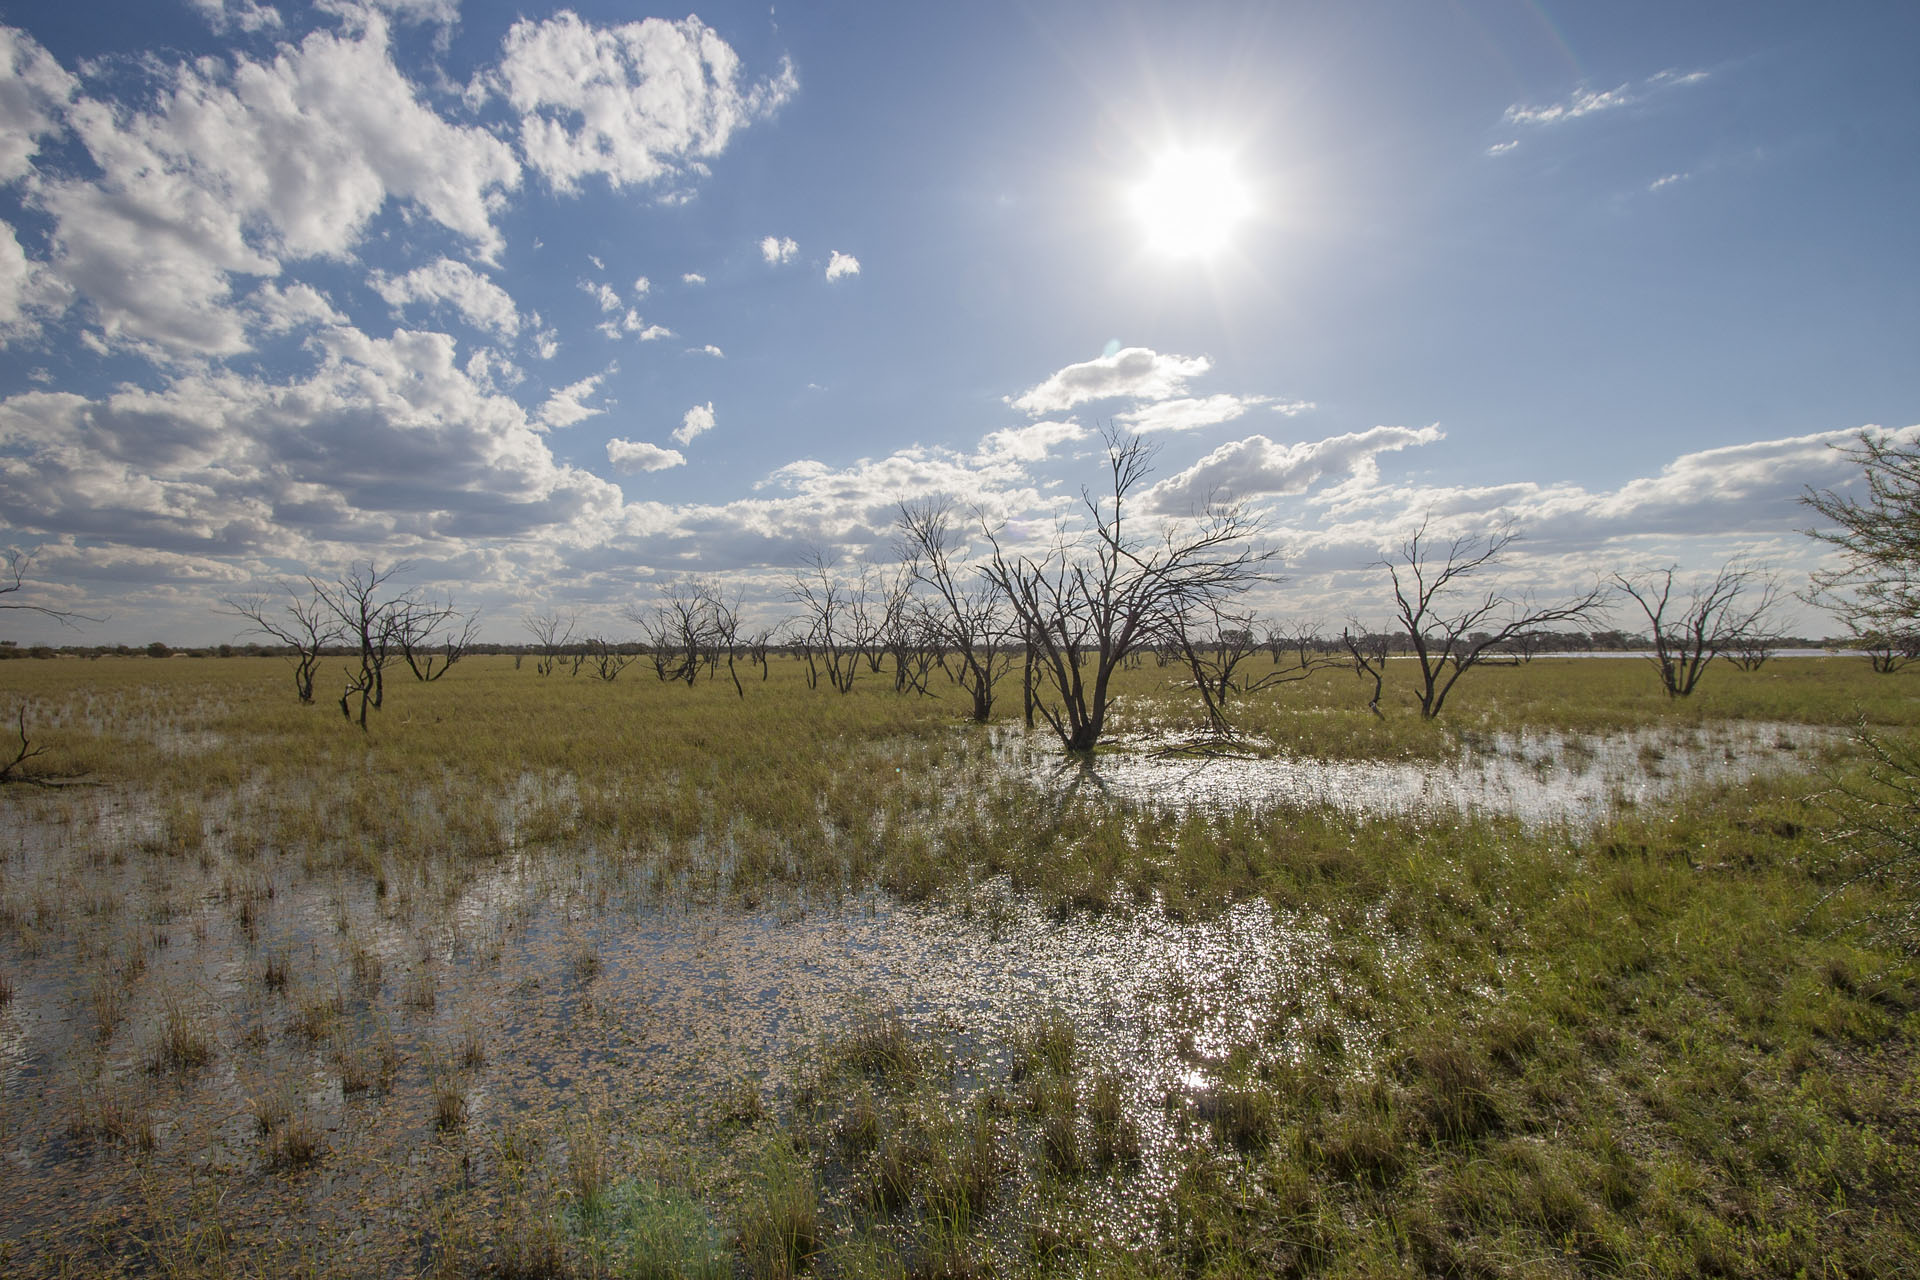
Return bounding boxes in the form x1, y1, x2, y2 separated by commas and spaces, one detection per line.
0, 630, 1849, 661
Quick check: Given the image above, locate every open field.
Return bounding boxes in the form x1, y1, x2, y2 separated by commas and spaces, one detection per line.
0, 654, 1916, 1278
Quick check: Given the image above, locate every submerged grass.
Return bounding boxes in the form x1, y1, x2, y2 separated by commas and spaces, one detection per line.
0, 654, 1915, 1276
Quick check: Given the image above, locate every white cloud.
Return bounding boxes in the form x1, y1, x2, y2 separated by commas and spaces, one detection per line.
320, 0, 457, 24
0, 218, 69, 342
672, 401, 715, 446
0, 27, 78, 182
974, 420, 1088, 462
826, 250, 860, 281
34, 14, 519, 357
1118, 393, 1270, 434
607, 438, 685, 472
497, 12, 796, 194
1505, 85, 1633, 127
1648, 171, 1690, 192
635, 323, 672, 341
535, 374, 607, 430
1009, 347, 1213, 416
691, 343, 724, 357
372, 259, 520, 337
583, 280, 621, 312
188, 0, 283, 35
681, 272, 705, 285
1503, 68, 1707, 129
0, 324, 622, 556
1486, 139, 1519, 156
760, 235, 798, 265
631, 275, 650, 296
1146, 425, 1445, 512
248, 280, 344, 334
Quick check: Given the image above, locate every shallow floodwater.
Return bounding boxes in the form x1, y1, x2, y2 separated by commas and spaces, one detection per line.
0, 780, 1385, 1272
1010, 721, 1834, 827
0, 717, 1836, 1271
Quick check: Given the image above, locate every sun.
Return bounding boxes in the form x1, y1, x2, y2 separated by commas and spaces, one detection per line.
1129, 146, 1254, 259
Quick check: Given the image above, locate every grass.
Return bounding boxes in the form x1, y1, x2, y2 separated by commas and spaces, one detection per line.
0, 653, 1915, 1276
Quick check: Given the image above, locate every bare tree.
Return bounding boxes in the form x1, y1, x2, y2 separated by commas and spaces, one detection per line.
392, 598, 479, 682
1803, 431, 1920, 668
223, 583, 341, 704
1611, 561, 1782, 697
523, 610, 576, 677
1341, 623, 1390, 718
582, 635, 636, 681
1169, 608, 1337, 736
789, 552, 878, 695
980, 429, 1275, 753
314, 563, 409, 728
897, 498, 1017, 721
1384, 519, 1604, 718
1, 549, 101, 627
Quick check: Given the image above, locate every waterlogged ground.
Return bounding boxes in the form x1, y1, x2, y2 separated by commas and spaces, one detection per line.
0, 772, 1410, 1275
0, 678, 1891, 1277
1010, 720, 1836, 827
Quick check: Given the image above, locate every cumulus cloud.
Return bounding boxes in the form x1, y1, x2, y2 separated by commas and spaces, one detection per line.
825, 250, 860, 281
535, 374, 607, 430
372, 259, 520, 337
974, 420, 1088, 462
0, 218, 70, 342
32, 14, 520, 357
188, 0, 283, 35
760, 235, 798, 265
607, 438, 685, 472
248, 280, 344, 334
497, 12, 796, 194
691, 343, 723, 357
631, 275, 649, 296
1009, 347, 1212, 416
1648, 171, 1690, 192
1486, 139, 1519, 156
1146, 425, 1444, 512
672, 401, 714, 446
0, 324, 622, 556
1117, 394, 1272, 434
0, 27, 78, 182
681, 272, 705, 285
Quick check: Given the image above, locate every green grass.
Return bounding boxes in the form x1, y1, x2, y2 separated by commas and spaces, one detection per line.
0, 653, 1915, 1277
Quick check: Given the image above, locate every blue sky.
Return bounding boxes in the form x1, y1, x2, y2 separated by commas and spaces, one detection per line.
0, 0, 1914, 643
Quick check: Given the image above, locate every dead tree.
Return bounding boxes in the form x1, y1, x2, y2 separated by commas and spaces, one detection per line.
314, 563, 410, 729
223, 582, 340, 704
1341, 624, 1390, 718
1612, 561, 1782, 697
2, 550, 100, 627
393, 598, 478, 681
1384, 519, 1604, 718
1169, 609, 1338, 736
790, 552, 874, 695
523, 611, 576, 677
897, 498, 1017, 721
980, 429, 1275, 753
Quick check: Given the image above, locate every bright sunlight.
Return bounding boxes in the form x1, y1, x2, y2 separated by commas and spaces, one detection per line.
1129, 146, 1255, 258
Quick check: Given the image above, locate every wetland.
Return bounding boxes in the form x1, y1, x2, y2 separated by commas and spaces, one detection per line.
0, 654, 1916, 1278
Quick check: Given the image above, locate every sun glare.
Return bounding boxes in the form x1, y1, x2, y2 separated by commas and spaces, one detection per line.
1129, 147, 1254, 259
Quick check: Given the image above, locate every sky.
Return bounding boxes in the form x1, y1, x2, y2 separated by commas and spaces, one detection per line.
0, 0, 1915, 645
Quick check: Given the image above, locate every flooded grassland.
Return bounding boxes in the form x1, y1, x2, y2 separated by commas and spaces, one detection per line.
0, 656, 1916, 1278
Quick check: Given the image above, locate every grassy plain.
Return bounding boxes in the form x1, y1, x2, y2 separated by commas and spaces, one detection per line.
0, 652, 1915, 1278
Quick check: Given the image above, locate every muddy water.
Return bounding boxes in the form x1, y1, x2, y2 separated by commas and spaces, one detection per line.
1009, 721, 1834, 826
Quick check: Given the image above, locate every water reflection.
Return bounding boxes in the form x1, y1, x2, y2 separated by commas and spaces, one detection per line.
1009, 721, 1833, 826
